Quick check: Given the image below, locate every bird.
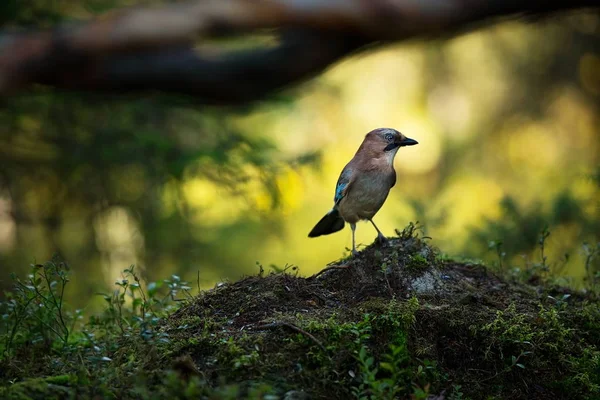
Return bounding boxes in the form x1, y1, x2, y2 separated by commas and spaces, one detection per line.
308, 127, 418, 255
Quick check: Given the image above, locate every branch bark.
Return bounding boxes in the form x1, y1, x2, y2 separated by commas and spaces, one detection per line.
0, 0, 597, 103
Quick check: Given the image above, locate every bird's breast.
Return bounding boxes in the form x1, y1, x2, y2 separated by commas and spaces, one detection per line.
338, 169, 395, 223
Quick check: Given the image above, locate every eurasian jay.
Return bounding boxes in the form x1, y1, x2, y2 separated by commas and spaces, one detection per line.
308, 128, 418, 255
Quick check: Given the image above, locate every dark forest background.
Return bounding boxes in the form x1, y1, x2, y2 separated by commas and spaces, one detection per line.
0, 1, 598, 310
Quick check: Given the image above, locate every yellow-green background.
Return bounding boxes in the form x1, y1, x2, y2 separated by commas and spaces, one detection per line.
0, 2, 598, 309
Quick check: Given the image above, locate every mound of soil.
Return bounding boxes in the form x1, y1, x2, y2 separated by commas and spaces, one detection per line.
161, 226, 600, 400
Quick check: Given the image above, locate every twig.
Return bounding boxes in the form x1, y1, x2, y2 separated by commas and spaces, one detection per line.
256, 321, 327, 354
308, 264, 350, 280
384, 271, 394, 297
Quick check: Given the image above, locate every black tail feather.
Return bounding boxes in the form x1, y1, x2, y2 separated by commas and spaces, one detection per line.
308, 209, 345, 237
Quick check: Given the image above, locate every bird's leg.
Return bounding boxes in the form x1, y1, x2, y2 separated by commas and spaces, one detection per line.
369, 219, 387, 244
350, 223, 358, 256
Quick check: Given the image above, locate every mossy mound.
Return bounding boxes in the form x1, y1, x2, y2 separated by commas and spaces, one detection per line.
2, 227, 599, 399
159, 227, 600, 399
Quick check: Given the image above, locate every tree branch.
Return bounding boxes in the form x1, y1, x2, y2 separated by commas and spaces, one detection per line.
32, 30, 367, 104
0, 0, 597, 103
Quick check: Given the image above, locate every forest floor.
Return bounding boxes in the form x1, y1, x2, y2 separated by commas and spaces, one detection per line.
1, 224, 599, 399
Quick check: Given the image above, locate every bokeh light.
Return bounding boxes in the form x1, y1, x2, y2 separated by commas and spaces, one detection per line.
0, 7, 598, 309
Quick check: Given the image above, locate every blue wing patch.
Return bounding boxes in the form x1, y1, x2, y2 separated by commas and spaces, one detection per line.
334, 167, 352, 204
334, 181, 347, 203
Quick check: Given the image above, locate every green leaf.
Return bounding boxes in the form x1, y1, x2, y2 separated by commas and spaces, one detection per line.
379, 362, 393, 372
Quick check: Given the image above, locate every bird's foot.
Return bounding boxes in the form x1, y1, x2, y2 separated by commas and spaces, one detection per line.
375, 234, 388, 245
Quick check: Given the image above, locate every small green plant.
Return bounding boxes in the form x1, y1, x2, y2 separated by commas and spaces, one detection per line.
538, 227, 551, 273
481, 303, 534, 362
352, 342, 415, 400
1, 259, 77, 355
488, 240, 506, 274
351, 342, 439, 400
517, 226, 555, 282
256, 261, 265, 277
396, 221, 425, 241
547, 293, 571, 310
582, 242, 600, 290
268, 263, 299, 275
91, 265, 191, 345
352, 345, 381, 400
0, 260, 194, 382
448, 384, 464, 400
350, 298, 435, 400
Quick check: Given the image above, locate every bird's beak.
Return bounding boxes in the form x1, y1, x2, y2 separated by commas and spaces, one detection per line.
400, 137, 418, 147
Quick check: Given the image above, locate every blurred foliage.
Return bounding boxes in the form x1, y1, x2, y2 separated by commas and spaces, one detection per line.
0, 0, 319, 305
0, 1, 599, 309
0, 90, 316, 304
468, 189, 600, 277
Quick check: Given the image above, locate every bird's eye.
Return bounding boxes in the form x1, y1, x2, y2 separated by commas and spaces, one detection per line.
384, 133, 394, 142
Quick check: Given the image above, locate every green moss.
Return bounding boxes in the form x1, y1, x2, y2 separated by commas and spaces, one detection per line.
559, 347, 600, 394
472, 300, 600, 398
43, 375, 75, 386
215, 335, 262, 371
0, 377, 75, 400
481, 303, 534, 352
408, 254, 429, 271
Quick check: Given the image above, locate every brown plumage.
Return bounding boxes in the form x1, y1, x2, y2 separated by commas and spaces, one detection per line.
308, 128, 418, 255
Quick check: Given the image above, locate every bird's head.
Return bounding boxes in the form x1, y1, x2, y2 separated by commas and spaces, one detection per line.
363, 128, 418, 154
